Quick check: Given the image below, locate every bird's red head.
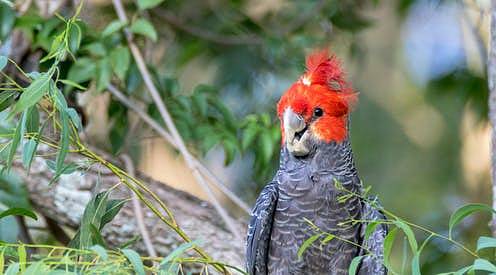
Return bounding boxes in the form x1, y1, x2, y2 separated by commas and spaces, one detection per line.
277, 49, 357, 154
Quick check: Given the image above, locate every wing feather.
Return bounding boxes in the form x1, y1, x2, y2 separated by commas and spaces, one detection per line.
246, 180, 278, 275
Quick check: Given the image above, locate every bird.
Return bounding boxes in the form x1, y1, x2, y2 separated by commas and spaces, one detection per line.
246, 49, 387, 275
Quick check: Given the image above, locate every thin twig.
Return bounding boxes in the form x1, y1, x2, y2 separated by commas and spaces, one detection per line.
120, 154, 158, 259
107, 84, 251, 214
110, 0, 241, 239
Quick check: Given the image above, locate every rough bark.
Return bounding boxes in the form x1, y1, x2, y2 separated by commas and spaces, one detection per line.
490, 1, 496, 236
12, 145, 245, 270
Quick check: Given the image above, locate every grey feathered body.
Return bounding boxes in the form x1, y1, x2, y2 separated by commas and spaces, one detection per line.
246, 139, 387, 275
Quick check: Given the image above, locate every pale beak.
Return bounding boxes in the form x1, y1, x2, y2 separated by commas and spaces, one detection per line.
284, 108, 310, 156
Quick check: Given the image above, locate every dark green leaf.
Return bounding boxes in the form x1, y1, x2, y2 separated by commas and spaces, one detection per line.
297, 233, 322, 259
192, 91, 208, 117
130, 19, 157, 42
0, 90, 17, 112
110, 46, 130, 81
100, 199, 126, 228
0, 207, 37, 220
241, 124, 258, 151
6, 112, 24, 172
449, 203, 495, 239
55, 110, 70, 175
137, 0, 163, 10
121, 248, 145, 275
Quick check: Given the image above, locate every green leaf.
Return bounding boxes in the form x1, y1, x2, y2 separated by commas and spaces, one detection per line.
11, 73, 50, 115
24, 106, 39, 134
192, 91, 208, 117
0, 207, 37, 220
96, 58, 112, 92
0, 3, 15, 41
71, 192, 109, 249
449, 203, 495, 239
297, 233, 322, 259
0, 90, 17, 112
67, 58, 96, 85
260, 131, 274, 164
121, 248, 145, 275
68, 23, 82, 54
393, 219, 417, 252
84, 42, 107, 57
348, 255, 365, 275
364, 221, 379, 241
4, 262, 19, 275
102, 20, 126, 37
383, 227, 398, 272
411, 253, 421, 275
90, 244, 108, 261
241, 124, 258, 151
100, 199, 126, 228
222, 137, 238, 165
66, 108, 83, 131
56, 110, 70, 175
110, 46, 130, 81
137, 0, 163, 10
22, 139, 38, 171
130, 19, 157, 42
59, 79, 85, 90
0, 56, 6, 70
160, 241, 199, 273
24, 261, 50, 275
6, 112, 24, 172
477, 236, 496, 251
473, 259, 496, 273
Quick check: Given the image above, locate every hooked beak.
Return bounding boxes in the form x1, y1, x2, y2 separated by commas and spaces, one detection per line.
284, 108, 310, 156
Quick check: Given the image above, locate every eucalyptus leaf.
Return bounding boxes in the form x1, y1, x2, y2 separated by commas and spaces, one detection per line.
448, 203, 495, 239
11, 73, 50, 115
121, 248, 145, 275
137, 0, 163, 10
130, 19, 157, 41
0, 207, 37, 220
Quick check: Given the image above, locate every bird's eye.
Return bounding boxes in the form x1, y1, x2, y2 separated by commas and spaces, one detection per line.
314, 107, 323, 117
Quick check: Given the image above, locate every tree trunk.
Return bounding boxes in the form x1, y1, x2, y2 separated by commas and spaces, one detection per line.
12, 144, 245, 269
489, 0, 496, 236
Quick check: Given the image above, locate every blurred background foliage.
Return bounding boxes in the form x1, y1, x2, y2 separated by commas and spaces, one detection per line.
0, 0, 493, 273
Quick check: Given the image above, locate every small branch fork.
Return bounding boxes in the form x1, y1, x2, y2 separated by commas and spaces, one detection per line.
110, 0, 243, 239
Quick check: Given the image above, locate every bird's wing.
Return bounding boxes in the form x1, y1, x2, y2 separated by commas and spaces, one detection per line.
357, 197, 388, 275
246, 180, 278, 275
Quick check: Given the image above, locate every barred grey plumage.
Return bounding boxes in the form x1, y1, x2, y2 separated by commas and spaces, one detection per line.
246, 139, 387, 275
